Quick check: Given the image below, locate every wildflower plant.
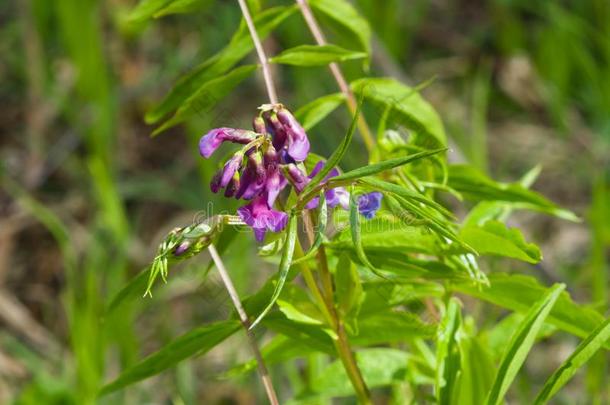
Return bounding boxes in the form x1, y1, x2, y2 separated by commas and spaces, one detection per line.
101, 1, 610, 404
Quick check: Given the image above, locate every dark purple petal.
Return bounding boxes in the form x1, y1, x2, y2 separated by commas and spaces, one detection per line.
285, 164, 310, 192
199, 128, 257, 158
277, 109, 310, 162
219, 153, 243, 188
358, 192, 383, 219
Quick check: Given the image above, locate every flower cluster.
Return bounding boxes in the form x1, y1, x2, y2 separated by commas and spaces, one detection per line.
199, 104, 381, 241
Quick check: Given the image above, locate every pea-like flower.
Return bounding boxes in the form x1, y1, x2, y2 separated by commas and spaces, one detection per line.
237, 194, 289, 242
357, 192, 383, 219
199, 128, 257, 158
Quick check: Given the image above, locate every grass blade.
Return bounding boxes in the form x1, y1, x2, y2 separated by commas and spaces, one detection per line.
334, 148, 447, 181
533, 318, 610, 404
485, 284, 565, 405
349, 187, 384, 278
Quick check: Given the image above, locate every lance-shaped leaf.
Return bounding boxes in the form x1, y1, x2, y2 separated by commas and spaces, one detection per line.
293, 192, 327, 265
153, 65, 256, 136
453, 273, 608, 345
309, 0, 371, 56
351, 77, 446, 147
301, 96, 361, 197
99, 320, 240, 395
270, 44, 366, 66
145, 6, 296, 124
333, 148, 447, 181
448, 165, 578, 221
250, 212, 298, 329
127, 0, 172, 22
349, 187, 385, 278
485, 284, 565, 405
436, 298, 462, 405
295, 93, 345, 131
459, 220, 542, 264
533, 318, 610, 404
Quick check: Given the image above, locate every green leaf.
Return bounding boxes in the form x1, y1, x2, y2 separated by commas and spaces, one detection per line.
270, 44, 367, 66
297, 349, 410, 399
293, 192, 327, 265
349, 187, 384, 278
152, 64, 256, 136
145, 6, 296, 124
334, 253, 364, 334
126, 0, 172, 22
453, 273, 607, 345
277, 285, 324, 326
294, 93, 345, 131
262, 313, 335, 354
250, 212, 298, 329
309, 0, 371, 56
485, 284, 565, 405
300, 96, 361, 197
351, 77, 446, 147
333, 148, 447, 181
153, 0, 211, 17
352, 312, 435, 345
459, 220, 542, 263
534, 318, 610, 404
436, 298, 462, 405
455, 334, 495, 405
448, 165, 578, 221
105, 267, 149, 316
99, 320, 240, 395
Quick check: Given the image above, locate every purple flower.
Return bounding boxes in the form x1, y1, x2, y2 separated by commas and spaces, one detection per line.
277, 108, 310, 162
235, 151, 266, 200
218, 152, 244, 188
358, 192, 383, 219
199, 128, 257, 158
237, 195, 288, 242
304, 161, 350, 209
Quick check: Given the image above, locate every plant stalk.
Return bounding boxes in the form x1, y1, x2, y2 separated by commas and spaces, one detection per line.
207, 244, 280, 405
300, 212, 372, 404
295, 0, 375, 151
236, 0, 278, 104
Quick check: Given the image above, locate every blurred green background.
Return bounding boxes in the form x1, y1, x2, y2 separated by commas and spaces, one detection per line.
0, 0, 608, 403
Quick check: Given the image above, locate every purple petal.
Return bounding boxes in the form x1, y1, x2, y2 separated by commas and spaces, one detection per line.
358, 192, 383, 219
326, 187, 350, 209
199, 128, 256, 158
277, 109, 310, 162
219, 153, 243, 188
237, 195, 288, 241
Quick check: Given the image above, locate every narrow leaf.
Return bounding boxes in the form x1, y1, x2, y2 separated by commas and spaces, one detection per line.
301, 96, 361, 196
250, 212, 298, 329
333, 148, 447, 181
351, 77, 446, 147
436, 298, 462, 405
294, 93, 345, 131
293, 192, 327, 265
270, 44, 366, 66
153, 65, 256, 136
99, 320, 240, 395
309, 0, 371, 56
533, 318, 610, 404
485, 284, 565, 405
349, 187, 384, 278
459, 220, 542, 263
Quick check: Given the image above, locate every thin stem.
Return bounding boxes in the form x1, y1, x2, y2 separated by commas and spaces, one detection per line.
236, 0, 278, 104
295, 0, 375, 151
207, 244, 280, 405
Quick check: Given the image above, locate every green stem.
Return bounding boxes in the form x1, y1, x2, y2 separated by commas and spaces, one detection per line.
298, 213, 372, 404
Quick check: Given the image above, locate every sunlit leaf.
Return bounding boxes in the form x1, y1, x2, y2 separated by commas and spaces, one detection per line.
534, 318, 610, 404
295, 93, 345, 131
485, 284, 565, 405
270, 44, 366, 66
351, 77, 446, 147
459, 220, 542, 263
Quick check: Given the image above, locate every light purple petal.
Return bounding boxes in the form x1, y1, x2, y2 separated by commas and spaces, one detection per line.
199, 128, 256, 158
358, 192, 383, 219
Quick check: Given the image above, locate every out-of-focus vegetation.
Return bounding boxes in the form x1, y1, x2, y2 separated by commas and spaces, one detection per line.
0, 0, 608, 403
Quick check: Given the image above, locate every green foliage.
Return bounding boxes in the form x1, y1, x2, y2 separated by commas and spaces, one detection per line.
270, 44, 367, 66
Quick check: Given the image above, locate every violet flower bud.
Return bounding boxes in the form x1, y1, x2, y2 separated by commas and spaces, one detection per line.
199, 128, 257, 158
277, 108, 310, 162
219, 152, 244, 189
